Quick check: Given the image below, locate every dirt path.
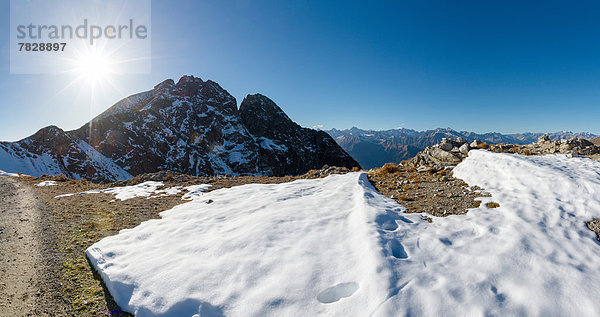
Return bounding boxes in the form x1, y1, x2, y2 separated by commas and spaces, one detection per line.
0, 176, 70, 316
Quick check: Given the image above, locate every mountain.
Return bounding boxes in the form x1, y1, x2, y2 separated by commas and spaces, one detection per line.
326, 127, 598, 169
0, 76, 359, 182
239, 94, 359, 176
592, 137, 600, 146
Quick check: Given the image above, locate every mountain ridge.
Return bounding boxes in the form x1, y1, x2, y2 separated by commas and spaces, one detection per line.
0, 76, 359, 182
327, 127, 597, 169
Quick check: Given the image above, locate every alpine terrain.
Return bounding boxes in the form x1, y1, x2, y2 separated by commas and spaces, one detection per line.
327, 127, 598, 169
0, 76, 359, 182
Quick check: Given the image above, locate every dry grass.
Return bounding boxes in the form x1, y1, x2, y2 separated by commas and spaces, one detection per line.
381, 163, 400, 173
486, 202, 500, 208
475, 142, 489, 149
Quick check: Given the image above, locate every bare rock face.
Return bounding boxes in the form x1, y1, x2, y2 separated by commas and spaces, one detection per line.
0, 76, 360, 182
240, 94, 360, 176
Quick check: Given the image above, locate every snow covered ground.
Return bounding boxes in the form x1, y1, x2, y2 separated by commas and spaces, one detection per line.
36, 181, 57, 186
0, 170, 18, 177
87, 150, 600, 316
55, 181, 201, 201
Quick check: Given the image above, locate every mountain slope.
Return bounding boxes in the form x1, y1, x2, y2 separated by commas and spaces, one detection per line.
0, 76, 359, 181
327, 127, 598, 169
240, 94, 360, 176
0, 126, 132, 181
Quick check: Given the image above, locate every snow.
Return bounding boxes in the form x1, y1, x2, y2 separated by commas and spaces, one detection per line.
56, 181, 166, 201
86, 151, 600, 316
0, 140, 132, 181
181, 184, 212, 200
75, 140, 133, 180
87, 173, 392, 316
102, 181, 166, 201
55, 182, 209, 201
258, 137, 288, 152
0, 145, 64, 177
36, 181, 57, 186
0, 170, 19, 177
376, 150, 600, 316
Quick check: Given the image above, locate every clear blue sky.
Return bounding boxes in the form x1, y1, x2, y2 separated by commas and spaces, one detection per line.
1, 0, 600, 141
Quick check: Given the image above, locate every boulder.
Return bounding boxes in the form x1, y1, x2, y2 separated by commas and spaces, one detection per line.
429, 147, 462, 163
538, 135, 550, 143
470, 140, 483, 148
439, 142, 454, 151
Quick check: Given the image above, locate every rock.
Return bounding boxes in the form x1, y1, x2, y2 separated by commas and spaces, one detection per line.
568, 152, 579, 158
538, 135, 550, 143
459, 143, 470, 154
439, 142, 454, 151
429, 148, 462, 163
0, 76, 361, 182
470, 140, 483, 148
455, 137, 467, 144
417, 166, 432, 173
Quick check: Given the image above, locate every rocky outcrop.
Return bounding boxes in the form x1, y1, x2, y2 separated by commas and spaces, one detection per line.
490, 135, 600, 157
402, 135, 600, 174
403, 138, 474, 172
0, 76, 360, 182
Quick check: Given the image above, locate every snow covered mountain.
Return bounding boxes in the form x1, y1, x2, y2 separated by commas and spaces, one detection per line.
327, 127, 598, 169
0, 76, 359, 182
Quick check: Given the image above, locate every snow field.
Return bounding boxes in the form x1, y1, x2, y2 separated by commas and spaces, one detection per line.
87, 151, 600, 316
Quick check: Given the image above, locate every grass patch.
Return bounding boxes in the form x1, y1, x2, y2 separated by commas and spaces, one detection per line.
486, 202, 500, 208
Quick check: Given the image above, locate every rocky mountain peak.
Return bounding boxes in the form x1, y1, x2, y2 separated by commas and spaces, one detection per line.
239, 94, 360, 175
154, 79, 175, 90
0, 76, 360, 181
30, 125, 65, 140
239, 94, 295, 138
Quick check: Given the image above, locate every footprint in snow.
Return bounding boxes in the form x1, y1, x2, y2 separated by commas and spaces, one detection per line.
389, 240, 409, 259
317, 282, 359, 304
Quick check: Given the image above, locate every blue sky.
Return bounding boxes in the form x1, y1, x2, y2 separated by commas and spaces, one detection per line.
1, 0, 600, 141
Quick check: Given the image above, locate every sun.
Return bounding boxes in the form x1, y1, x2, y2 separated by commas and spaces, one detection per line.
74, 51, 114, 84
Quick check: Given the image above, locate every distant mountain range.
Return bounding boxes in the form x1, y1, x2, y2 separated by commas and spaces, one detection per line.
0, 76, 359, 182
326, 127, 598, 169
